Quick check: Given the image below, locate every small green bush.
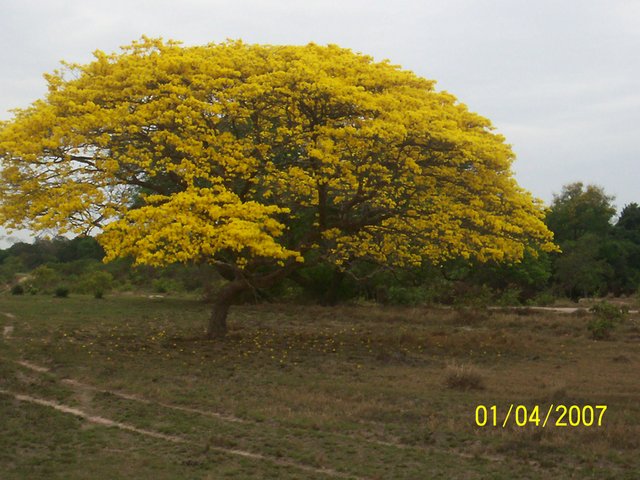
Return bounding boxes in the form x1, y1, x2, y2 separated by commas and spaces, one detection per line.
495, 287, 522, 306
527, 290, 555, 306
152, 278, 169, 293
54, 286, 70, 298
152, 278, 182, 294
24, 282, 38, 295
82, 270, 113, 299
590, 301, 628, 321
11, 284, 24, 295
387, 285, 430, 306
31, 265, 60, 293
453, 284, 493, 308
588, 318, 614, 340
587, 301, 627, 340
116, 281, 134, 292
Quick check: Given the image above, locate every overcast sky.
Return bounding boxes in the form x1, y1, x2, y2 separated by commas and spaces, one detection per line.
1, 0, 639, 246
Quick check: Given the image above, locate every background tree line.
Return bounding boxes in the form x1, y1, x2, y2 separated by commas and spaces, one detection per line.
2, 181, 639, 305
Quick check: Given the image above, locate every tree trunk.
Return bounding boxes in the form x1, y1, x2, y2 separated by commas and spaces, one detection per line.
323, 269, 345, 306
207, 280, 248, 339
208, 300, 231, 339
206, 260, 301, 339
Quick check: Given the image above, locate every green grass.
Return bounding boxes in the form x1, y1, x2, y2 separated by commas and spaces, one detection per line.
1, 295, 639, 478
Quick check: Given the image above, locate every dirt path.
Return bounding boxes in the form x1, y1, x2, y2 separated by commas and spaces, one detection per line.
0, 387, 187, 443
61, 378, 248, 424
5, 355, 508, 466
489, 306, 639, 314
0, 384, 365, 479
2, 326, 14, 339
15, 360, 49, 372
2, 312, 16, 339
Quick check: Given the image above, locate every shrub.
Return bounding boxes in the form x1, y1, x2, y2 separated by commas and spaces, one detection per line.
590, 301, 628, 320
452, 284, 493, 308
31, 265, 60, 293
588, 318, 614, 340
444, 363, 485, 391
495, 287, 522, 306
116, 281, 134, 292
54, 286, 70, 298
387, 285, 430, 306
587, 301, 627, 340
527, 290, 555, 306
152, 278, 169, 293
152, 277, 182, 294
82, 270, 113, 299
11, 284, 24, 295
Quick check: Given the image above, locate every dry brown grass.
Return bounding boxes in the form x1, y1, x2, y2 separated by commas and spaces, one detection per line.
444, 362, 485, 391
1, 296, 639, 479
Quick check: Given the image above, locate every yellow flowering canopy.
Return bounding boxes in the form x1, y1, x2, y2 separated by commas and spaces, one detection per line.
0, 37, 555, 272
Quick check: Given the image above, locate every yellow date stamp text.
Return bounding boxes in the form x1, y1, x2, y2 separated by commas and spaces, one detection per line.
475, 404, 607, 428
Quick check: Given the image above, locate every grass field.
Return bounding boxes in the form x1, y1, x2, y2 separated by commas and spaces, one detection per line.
0, 294, 639, 479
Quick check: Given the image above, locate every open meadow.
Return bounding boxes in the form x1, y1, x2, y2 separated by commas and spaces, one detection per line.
1, 294, 639, 479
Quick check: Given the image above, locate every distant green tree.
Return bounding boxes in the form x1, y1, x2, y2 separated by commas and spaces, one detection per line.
55, 236, 104, 263
617, 203, 640, 233
465, 250, 552, 300
546, 182, 616, 243
5, 241, 55, 269
0, 255, 25, 282
553, 234, 614, 299
599, 237, 640, 295
547, 183, 619, 299
609, 203, 640, 293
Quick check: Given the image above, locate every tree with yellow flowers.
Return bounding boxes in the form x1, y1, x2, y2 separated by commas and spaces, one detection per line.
0, 37, 555, 337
